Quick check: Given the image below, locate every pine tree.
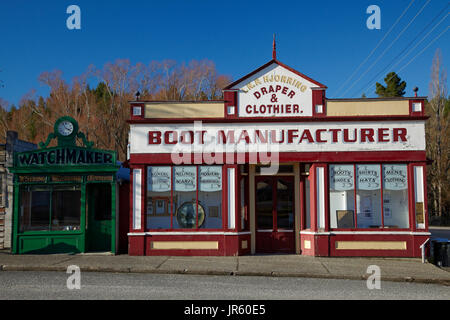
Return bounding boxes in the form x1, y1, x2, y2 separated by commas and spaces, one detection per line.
375, 72, 406, 97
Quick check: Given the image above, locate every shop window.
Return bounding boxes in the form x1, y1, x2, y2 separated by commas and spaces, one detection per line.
51, 186, 81, 231
198, 166, 222, 229
277, 178, 294, 229
256, 178, 273, 229
382, 165, 409, 228
356, 165, 382, 228
329, 165, 355, 228
173, 166, 197, 229
146, 165, 223, 230
304, 177, 311, 229
147, 166, 171, 229
19, 185, 81, 232
329, 163, 410, 230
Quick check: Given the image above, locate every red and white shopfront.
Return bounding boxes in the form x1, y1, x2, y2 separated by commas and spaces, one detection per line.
127, 56, 430, 257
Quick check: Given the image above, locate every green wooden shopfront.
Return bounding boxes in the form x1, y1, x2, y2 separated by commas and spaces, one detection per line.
10, 117, 120, 254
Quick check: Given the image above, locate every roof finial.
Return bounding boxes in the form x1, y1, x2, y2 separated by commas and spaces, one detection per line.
272, 34, 277, 60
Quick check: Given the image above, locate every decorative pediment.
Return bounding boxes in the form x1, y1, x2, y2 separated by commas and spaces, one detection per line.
224, 59, 326, 118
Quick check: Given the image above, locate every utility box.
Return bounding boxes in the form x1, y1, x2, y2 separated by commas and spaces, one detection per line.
432, 239, 450, 267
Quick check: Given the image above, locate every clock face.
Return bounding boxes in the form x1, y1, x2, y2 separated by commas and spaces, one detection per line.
58, 120, 74, 136
176, 202, 205, 229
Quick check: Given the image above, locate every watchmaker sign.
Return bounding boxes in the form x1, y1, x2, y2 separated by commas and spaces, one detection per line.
15, 146, 115, 168
231, 62, 318, 117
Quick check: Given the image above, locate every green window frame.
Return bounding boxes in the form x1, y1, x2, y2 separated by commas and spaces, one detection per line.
19, 184, 82, 233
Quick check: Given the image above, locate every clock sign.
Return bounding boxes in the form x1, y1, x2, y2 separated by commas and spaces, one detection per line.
53, 116, 79, 146
58, 120, 74, 136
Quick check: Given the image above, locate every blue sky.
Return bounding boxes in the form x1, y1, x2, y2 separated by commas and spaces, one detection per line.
0, 0, 448, 107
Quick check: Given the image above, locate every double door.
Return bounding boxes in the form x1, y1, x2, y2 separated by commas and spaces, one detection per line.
255, 176, 295, 253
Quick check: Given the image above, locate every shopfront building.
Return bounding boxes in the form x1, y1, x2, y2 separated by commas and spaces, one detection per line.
127, 56, 429, 257
10, 117, 120, 254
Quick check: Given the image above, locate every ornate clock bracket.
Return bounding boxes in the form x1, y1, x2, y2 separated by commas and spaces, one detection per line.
38, 117, 94, 149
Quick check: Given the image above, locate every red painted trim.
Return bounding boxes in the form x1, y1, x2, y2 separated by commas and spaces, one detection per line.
409, 99, 426, 116
408, 164, 416, 231
312, 90, 326, 118
130, 103, 145, 121
170, 167, 174, 229
129, 151, 427, 165
196, 166, 199, 228
327, 96, 427, 102
411, 163, 428, 231
129, 166, 134, 233
380, 164, 385, 228
223, 165, 228, 230
224, 91, 238, 119
127, 115, 428, 124
299, 173, 305, 231
422, 163, 429, 232
224, 59, 327, 90
234, 165, 239, 231
353, 164, 358, 228
141, 165, 146, 232
310, 164, 318, 232
243, 172, 249, 231
322, 164, 330, 232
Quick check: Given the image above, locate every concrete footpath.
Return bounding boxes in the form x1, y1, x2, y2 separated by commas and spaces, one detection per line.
1, 251, 449, 286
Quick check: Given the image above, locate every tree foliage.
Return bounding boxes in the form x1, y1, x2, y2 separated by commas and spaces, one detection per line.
0, 59, 231, 161
426, 49, 450, 225
375, 72, 407, 97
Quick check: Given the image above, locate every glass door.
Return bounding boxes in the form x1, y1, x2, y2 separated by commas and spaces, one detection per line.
255, 176, 295, 253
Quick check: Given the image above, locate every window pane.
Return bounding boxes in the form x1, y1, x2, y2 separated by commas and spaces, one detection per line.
198, 166, 222, 229
51, 186, 81, 231
91, 184, 111, 221
277, 178, 294, 229
147, 166, 171, 229
173, 167, 197, 229
356, 165, 382, 228
20, 187, 51, 232
329, 165, 355, 228
240, 177, 246, 230
305, 178, 311, 229
383, 164, 409, 228
256, 178, 273, 229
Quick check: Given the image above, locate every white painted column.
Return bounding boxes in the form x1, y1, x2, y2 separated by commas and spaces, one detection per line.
132, 169, 142, 230
227, 167, 236, 229
316, 166, 325, 230
414, 166, 425, 229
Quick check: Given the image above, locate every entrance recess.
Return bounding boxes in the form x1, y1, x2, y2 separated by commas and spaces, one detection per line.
86, 183, 112, 252
255, 176, 295, 253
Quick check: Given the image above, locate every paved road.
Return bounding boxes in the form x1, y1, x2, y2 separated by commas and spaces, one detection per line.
0, 271, 449, 300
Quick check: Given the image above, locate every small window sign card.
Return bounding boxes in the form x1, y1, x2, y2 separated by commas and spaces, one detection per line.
148, 167, 171, 192
329, 165, 354, 191
357, 165, 380, 190
174, 167, 197, 192
383, 165, 407, 190
199, 166, 222, 192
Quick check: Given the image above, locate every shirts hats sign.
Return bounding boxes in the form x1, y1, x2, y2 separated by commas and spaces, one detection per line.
357, 165, 380, 190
